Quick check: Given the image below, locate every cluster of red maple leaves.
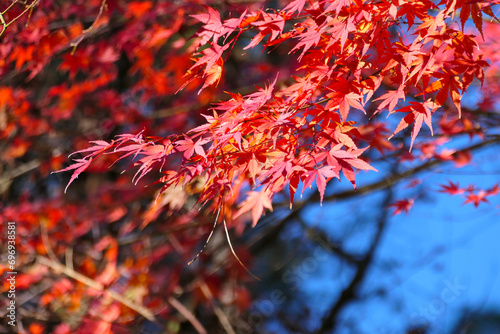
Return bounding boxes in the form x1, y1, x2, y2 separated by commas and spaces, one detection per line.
59, 0, 497, 222
1, 0, 500, 332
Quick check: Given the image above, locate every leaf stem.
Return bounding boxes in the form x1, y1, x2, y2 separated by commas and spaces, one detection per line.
70, 0, 107, 54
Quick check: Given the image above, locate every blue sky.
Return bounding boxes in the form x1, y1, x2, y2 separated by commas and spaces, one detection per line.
289, 144, 500, 333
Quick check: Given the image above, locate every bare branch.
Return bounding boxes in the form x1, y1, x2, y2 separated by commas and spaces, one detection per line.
70, 0, 108, 54
36, 256, 157, 323
167, 296, 208, 334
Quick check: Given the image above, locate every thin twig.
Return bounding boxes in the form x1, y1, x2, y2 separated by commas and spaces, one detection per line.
199, 282, 236, 334
2, 1, 19, 16
222, 205, 261, 281
65, 246, 74, 271
0, 13, 6, 37
40, 218, 59, 264
6, 0, 38, 25
0, 281, 52, 317
188, 204, 221, 265
167, 296, 208, 334
70, 0, 107, 54
0, 0, 38, 38
0, 159, 40, 188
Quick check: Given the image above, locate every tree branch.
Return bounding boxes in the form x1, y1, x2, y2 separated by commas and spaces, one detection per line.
0, 159, 40, 193
317, 186, 394, 333
36, 255, 208, 334
36, 255, 158, 322
275, 136, 500, 211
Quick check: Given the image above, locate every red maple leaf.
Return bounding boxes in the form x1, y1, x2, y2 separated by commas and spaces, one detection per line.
374, 88, 406, 115
175, 136, 210, 159
487, 184, 500, 196
302, 166, 340, 204
244, 12, 285, 50
234, 190, 273, 227
439, 181, 464, 195
389, 198, 414, 215
389, 101, 436, 151
192, 5, 224, 45
463, 191, 489, 208
290, 26, 322, 61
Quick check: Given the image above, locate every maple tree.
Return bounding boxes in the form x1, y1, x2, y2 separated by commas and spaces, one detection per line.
1, 0, 500, 333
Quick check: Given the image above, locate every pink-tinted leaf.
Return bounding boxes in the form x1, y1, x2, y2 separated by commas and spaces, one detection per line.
234, 190, 273, 227
283, 0, 307, 14
68, 140, 112, 158
53, 158, 92, 193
